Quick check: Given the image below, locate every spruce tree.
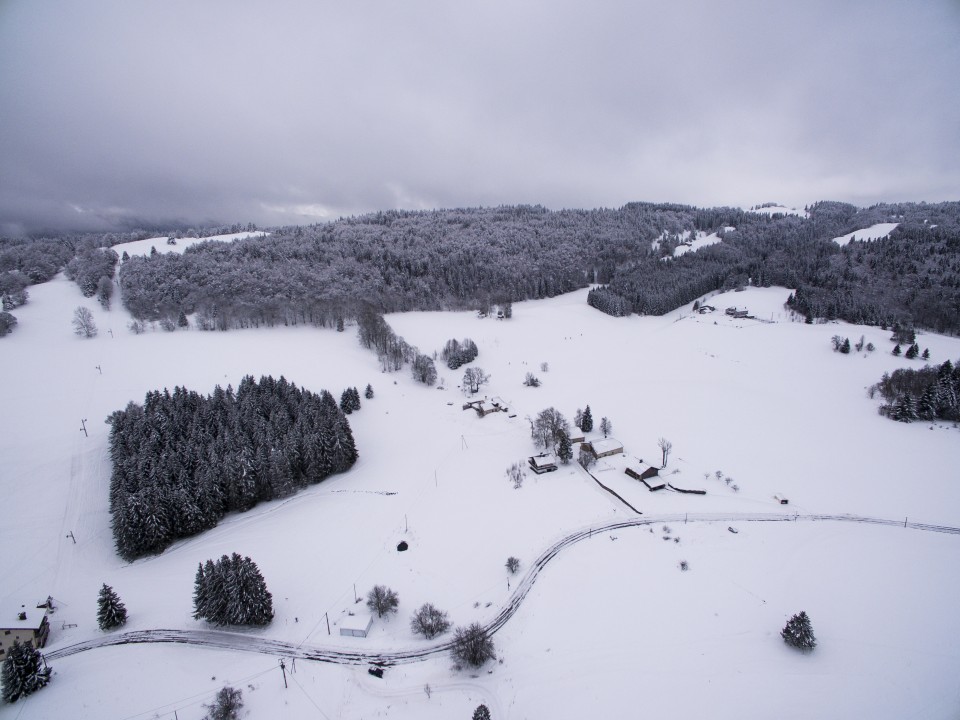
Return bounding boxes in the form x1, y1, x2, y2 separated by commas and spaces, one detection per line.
922, 348, 930, 361
473, 704, 492, 720
1, 641, 52, 703
340, 389, 354, 414
557, 433, 573, 464
581, 405, 593, 432
365, 384, 374, 399
892, 344, 902, 356
905, 343, 918, 359
781, 611, 816, 650
97, 583, 128, 630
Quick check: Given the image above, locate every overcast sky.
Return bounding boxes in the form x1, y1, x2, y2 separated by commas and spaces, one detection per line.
1, 0, 958, 235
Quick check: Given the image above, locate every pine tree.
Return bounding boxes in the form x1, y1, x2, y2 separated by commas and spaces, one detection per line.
891, 394, 918, 423
365, 384, 374, 399
840, 338, 851, 354
473, 704, 492, 720
194, 554, 273, 626
922, 348, 930, 361
581, 405, 593, 432
892, 344, 902, 356
781, 611, 816, 650
557, 433, 573, 464
340, 389, 354, 414
1, 641, 52, 703
97, 583, 128, 630
905, 343, 919, 359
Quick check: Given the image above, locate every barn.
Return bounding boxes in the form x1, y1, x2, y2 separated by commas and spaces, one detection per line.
625, 465, 665, 491
339, 612, 374, 638
586, 438, 624, 459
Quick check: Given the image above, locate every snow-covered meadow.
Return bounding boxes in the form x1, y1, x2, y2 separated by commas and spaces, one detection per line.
1, 256, 959, 718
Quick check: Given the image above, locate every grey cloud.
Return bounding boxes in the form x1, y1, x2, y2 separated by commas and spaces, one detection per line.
1, 0, 958, 234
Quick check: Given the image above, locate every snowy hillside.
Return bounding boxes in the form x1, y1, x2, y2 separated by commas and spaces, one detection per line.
746, 203, 807, 217
831, 222, 899, 246
672, 230, 724, 257
113, 230, 266, 259
1, 275, 959, 719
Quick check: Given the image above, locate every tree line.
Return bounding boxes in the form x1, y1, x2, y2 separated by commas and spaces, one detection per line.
107, 374, 358, 560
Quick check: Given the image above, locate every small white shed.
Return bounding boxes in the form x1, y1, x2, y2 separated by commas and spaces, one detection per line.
339, 612, 373, 638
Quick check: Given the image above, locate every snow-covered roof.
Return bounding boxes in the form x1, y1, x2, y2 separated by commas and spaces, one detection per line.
340, 612, 373, 633
530, 453, 558, 468
589, 438, 623, 454
1, 603, 48, 631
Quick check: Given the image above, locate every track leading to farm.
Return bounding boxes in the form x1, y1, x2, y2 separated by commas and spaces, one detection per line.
45, 512, 960, 665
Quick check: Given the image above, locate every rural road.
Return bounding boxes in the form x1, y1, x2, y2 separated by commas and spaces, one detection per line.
45, 512, 960, 665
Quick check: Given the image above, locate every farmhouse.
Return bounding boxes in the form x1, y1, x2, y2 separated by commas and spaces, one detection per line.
625, 464, 665, 491
529, 453, 558, 474
0, 603, 50, 657
462, 398, 509, 418
585, 437, 624, 459
340, 612, 374, 638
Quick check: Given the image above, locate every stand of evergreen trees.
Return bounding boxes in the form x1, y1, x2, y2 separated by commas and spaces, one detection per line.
194, 554, 274, 626
108, 375, 358, 560
873, 359, 960, 422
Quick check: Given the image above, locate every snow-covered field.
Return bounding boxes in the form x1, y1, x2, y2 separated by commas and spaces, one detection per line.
831, 222, 899, 246
112, 231, 266, 259
1, 269, 959, 719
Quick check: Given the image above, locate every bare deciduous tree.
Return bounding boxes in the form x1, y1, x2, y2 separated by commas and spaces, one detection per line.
531, 407, 569, 450
658, 437, 672, 467
451, 623, 496, 668
599, 417, 612, 437
410, 603, 451, 639
506, 461, 525, 489
366, 585, 399, 619
462, 367, 490, 395
72, 306, 98, 338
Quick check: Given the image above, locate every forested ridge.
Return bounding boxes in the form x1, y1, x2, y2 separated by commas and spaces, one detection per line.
107, 375, 357, 560
4, 201, 960, 335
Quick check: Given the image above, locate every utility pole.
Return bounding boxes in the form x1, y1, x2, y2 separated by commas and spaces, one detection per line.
353, 584, 357, 603
325, 612, 330, 635
279, 659, 287, 689
66, 531, 76, 544
405, 514, 408, 532
80, 419, 88, 437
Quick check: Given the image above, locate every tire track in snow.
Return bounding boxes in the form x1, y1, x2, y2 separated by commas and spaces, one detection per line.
45, 512, 960, 664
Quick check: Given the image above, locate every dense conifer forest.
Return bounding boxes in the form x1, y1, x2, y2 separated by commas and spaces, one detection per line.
107, 375, 358, 560
3, 202, 959, 335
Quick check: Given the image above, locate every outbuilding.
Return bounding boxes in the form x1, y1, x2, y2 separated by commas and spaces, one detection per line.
625, 465, 665, 491
339, 612, 374, 638
0, 603, 50, 658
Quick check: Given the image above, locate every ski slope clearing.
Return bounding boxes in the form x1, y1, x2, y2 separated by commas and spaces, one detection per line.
832, 222, 899, 246
673, 230, 723, 257
112, 230, 266, 259
1, 274, 959, 719
746, 204, 807, 217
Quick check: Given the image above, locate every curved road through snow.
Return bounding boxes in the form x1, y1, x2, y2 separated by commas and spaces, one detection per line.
46, 512, 960, 666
